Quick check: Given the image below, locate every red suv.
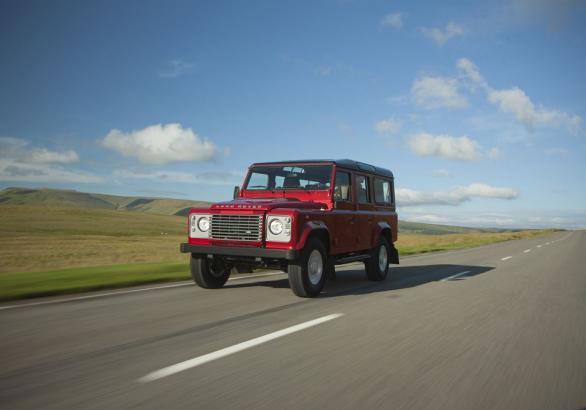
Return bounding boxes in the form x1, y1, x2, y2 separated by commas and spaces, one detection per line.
180, 159, 399, 297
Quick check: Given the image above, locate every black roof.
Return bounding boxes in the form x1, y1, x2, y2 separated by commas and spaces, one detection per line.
250, 159, 394, 178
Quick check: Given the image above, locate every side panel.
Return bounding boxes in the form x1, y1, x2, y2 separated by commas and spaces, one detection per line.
330, 166, 356, 254
354, 173, 375, 251
297, 220, 331, 252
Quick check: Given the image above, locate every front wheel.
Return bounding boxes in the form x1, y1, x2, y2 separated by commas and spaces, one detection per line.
364, 237, 391, 281
288, 238, 327, 297
190, 254, 231, 289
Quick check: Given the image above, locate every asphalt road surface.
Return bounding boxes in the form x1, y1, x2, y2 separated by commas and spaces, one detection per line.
1, 231, 585, 409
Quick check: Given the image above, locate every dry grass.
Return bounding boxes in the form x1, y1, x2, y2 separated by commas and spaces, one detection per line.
396, 230, 552, 255
0, 206, 187, 273
0, 205, 556, 301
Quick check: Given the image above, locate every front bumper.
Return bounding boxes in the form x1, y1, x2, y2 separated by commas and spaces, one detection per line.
180, 243, 298, 260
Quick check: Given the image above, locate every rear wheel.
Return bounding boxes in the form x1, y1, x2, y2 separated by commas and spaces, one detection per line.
364, 237, 390, 281
190, 254, 231, 289
288, 238, 327, 297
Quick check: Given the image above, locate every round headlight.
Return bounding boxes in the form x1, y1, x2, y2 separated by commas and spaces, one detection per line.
269, 218, 284, 235
197, 216, 210, 232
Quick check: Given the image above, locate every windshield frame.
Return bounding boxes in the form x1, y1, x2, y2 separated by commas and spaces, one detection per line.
243, 164, 334, 191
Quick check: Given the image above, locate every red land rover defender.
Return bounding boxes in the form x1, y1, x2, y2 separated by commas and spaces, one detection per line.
180, 159, 399, 297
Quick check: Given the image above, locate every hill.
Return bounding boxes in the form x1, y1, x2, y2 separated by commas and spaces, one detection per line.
0, 187, 209, 216
1, 187, 508, 235
397, 221, 504, 235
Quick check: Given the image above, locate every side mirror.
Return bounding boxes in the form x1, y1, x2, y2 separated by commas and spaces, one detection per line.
233, 186, 240, 199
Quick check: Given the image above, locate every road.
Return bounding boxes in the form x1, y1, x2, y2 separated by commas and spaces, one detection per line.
1, 231, 585, 409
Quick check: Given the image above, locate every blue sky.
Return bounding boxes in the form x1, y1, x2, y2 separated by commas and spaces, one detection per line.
1, 0, 585, 228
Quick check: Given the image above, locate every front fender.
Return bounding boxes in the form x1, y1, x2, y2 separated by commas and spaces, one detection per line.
297, 220, 330, 250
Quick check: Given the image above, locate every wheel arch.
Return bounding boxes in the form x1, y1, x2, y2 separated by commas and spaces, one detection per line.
298, 222, 331, 255
372, 222, 399, 264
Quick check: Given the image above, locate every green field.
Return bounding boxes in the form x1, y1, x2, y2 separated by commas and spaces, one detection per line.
0, 191, 557, 302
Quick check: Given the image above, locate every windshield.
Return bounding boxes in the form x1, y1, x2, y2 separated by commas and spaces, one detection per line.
244, 165, 333, 190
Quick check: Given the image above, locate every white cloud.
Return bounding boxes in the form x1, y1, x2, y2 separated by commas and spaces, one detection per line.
402, 208, 586, 229
29, 148, 79, 163
456, 58, 582, 132
315, 66, 333, 76
487, 147, 502, 160
374, 118, 401, 136
396, 183, 519, 207
114, 169, 241, 185
411, 76, 468, 109
488, 87, 581, 132
158, 60, 194, 78
432, 169, 451, 178
381, 13, 403, 29
0, 137, 96, 183
407, 132, 482, 161
544, 147, 568, 156
457, 58, 488, 90
0, 137, 79, 164
420, 22, 464, 46
0, 159, 102, 183
405, 214, 450, 224
509, 0, 586, 30
453, 183, 519, 200
102, 123, 218, 165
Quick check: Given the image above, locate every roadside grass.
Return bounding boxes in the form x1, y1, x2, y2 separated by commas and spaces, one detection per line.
0, 205, 558, 302
0, 206, 186, 273
0, 262, 189, 302
396, 229, 554, 255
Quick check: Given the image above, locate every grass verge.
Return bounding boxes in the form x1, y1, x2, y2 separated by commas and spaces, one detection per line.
0, 229, 558, 303
396, 229, 555, 256
0, 262, 189, 302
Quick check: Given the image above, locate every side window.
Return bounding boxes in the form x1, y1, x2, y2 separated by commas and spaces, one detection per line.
334, 171, 351, 201
356, 175, 370, 203
374, 178, 391, 205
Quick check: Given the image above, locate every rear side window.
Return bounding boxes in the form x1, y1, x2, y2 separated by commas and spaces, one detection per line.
374, 178, 392, 205
334, 171, 351, 201
356, 175, 370, 203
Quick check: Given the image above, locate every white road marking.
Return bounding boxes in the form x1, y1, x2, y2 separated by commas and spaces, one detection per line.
440, 271, 471, 282
524, 249, 531, 253
545, 242, 550, 245
0, 271, 285, 311
138, 313, 344, 383
501, 256, 513, 261
537, 245, 542, 248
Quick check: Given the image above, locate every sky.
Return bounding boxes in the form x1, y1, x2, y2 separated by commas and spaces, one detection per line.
1, 0, 585, 229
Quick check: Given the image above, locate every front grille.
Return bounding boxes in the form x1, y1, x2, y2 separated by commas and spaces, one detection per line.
210, 214, 263, 241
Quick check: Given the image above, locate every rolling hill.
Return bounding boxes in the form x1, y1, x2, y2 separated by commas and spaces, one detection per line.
0, 187, 210, 216
0, 187, 506, 235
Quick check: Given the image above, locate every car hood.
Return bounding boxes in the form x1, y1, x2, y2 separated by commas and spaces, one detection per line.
211, 197, 324, 212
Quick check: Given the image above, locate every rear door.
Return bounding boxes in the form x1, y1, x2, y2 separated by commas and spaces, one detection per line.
355, 173, 375, 250
373, 177, 398, 242
331, 168, 355, 254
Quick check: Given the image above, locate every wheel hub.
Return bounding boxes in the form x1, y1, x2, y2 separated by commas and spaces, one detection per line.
378, 245, 388, 272
307, 250, 323, 285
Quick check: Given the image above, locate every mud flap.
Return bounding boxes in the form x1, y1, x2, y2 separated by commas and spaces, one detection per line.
389, 245, 400, 264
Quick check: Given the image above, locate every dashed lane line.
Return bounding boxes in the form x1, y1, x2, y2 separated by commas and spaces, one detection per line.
138, 313, 344, 383
440, 271, 472, 282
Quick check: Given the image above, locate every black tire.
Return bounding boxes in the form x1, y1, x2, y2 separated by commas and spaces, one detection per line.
364, 237, 391, 281
288, 238, 327, 297
190, 254, 230, 289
